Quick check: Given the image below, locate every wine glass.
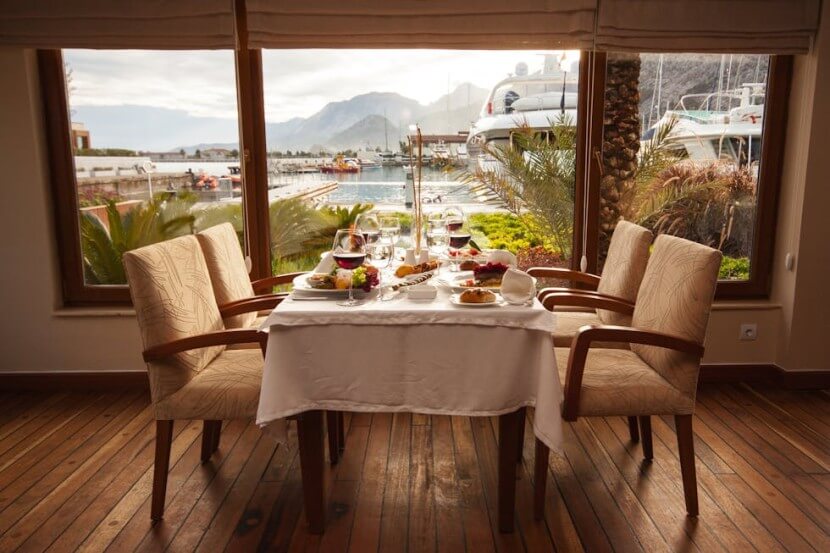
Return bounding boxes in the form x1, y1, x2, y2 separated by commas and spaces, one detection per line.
443, 207, 469, 271
379, 215, 401, 267
355, 213, 381, 262
331, 229, 367, 307
425, 212, 448, 255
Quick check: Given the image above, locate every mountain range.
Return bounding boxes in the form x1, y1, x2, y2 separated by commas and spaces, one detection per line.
73, 83, 489, 153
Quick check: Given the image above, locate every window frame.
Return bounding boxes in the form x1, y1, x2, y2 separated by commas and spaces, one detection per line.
40, 46, 791, 306
584, 54, 792, 299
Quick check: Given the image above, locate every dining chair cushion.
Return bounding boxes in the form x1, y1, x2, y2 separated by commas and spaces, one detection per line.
595, 221, 653, 326
196, 223, 257, 329
554, 347, 694, 416
123, 235, 226, 403
630, 234, 722, 398
153, 349, 263, 420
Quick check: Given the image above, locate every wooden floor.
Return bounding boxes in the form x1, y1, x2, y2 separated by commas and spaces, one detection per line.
0, 384, 828, 552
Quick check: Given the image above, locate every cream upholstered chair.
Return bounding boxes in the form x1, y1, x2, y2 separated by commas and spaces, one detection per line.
195, 222, 303, 330
123, 235, 277, 522
196, 223, 346, 464
528, 220, 653, 347
535, 234, 722, 519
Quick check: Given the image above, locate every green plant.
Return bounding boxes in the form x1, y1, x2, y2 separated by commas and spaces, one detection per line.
79, 197, 195, 284
459, 116, 576, 258
467, 212, 542, 252
719, 256, 750, 280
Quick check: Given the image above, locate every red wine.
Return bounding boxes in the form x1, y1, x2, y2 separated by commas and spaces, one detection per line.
333, 252, 365, 270
361, 231, 380, 245
446, 220, 463, 232
449, 233, 471, 249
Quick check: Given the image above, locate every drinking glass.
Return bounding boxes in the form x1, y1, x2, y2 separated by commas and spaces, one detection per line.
355, 213, 381, 261
379, 215, 401, 266
331, 229, 367, 307
426, 217, 448, 255
443, 207, 469, 271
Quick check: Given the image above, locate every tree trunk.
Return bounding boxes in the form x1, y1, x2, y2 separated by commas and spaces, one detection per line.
599, 53, 641, 267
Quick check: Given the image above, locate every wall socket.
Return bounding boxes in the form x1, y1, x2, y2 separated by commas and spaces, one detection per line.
739, 323, 758, 341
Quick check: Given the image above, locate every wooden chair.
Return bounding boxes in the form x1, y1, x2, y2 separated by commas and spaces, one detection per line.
534, 234, 722, 519
123, 235, 283, 523
196, 222, 345, 464
527, 221, 653, 348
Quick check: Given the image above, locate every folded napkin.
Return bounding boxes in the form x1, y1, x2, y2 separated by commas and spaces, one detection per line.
314, 251, 336, 273
500, 267, 536, 305
487, 249, 517, 267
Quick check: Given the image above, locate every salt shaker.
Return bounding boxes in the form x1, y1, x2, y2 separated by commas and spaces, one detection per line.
418, 249, 430, 264
404, 248, 417, 265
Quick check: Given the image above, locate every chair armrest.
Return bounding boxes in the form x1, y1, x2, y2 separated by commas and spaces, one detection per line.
561, 325, 705, 421
219, 295, 285, 318
542, 292, 634, 315
526, 267, 600, 289
537, 286, 599, 300
251, 272, 308, 293
143, 329, 266, 362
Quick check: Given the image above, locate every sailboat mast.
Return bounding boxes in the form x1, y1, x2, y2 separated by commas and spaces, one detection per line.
384, 108, 389, 151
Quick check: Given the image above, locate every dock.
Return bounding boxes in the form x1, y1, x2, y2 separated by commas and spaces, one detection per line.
269, 180, 338, 201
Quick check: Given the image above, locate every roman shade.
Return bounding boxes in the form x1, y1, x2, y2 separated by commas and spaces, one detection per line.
245, 0, 597, 49
0, 0, 236, 49
595, 0, 821, 54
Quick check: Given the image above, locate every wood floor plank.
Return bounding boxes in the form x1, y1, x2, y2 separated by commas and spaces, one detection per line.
0, 387, 827, 552
378, 413, 412, 553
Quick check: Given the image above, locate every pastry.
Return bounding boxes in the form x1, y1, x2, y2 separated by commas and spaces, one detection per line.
459, 288, 496, 304
472, 262, 509, 286
459, 260, 479, 271
395, 264, 415, 278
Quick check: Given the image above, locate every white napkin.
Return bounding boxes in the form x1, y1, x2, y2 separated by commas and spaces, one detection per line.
487, 249, 517, 267
314, 251, 336, 273
500, 267, 536, 305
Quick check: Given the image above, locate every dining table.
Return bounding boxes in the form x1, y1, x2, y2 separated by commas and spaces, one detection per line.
256, 264, 564, 534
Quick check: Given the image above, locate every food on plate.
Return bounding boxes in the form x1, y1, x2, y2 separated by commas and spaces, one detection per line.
308, 264, 379, 291
458, 262, 510, 288
394, 259, 439, 278
448, 247, 482, 259
459, 260, 479, 271
459, 288, 496, 304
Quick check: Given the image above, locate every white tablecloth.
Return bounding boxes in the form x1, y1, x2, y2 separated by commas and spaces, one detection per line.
257, 285, 564, 451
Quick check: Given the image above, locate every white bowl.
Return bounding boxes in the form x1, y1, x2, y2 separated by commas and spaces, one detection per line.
406, 284, 438, 300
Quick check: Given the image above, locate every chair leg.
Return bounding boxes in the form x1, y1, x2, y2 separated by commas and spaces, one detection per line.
639, 416, 653, 460
534, 439, 549, 520
516, 407, 526, 464
211, 420, 222, 454
201, 420, 221, 463
628, 416, 640, 443
675, 414, 699, 517
326, 411, 340, 465
337, 411, 346, 454
151, 420, 174, 523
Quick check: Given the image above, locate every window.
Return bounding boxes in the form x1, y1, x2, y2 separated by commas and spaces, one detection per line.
260, 50, 582, 277
591, 53, 790, 297
41, 49, 246, 304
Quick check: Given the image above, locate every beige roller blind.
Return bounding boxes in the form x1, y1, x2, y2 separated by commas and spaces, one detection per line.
0, 0, 236, 49
596, 0, 820, 54
245, 0, 597, 49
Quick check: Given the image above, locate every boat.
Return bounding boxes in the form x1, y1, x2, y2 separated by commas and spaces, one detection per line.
467, 55, 579, 171
320, 155, 361, 173
645, 83, 765, 172
377, 151, 399, 166
358, 158, 382, 169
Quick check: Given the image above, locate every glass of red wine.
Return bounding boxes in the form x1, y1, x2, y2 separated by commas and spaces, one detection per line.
443, 208, 469, 272
332, 229, 367, 307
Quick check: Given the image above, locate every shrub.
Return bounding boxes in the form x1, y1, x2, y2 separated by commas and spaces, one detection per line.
719, 256, 750, 280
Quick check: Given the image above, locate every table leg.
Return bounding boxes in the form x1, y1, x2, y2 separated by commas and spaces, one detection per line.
297, 410, 325, 534
498, 409, 521, 533
326, 411, 340, 465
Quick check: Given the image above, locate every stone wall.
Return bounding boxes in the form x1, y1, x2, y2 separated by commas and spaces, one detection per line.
77, 173, 192, 201
599, 53, 641, 265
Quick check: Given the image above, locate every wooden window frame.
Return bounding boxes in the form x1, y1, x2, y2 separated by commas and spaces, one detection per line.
584, 54, 792, 299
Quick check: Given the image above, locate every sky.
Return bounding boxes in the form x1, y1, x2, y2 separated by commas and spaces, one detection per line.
64, 49, 579, 124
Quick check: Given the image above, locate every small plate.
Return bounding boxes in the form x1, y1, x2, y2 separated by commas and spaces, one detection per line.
292, 273, 371, 296
449, 292, 506, 307
437, 272, 502, 292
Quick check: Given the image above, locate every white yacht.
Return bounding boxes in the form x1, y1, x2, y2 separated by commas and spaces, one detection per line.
467, 55, 580, 170
646, 83, 765, 171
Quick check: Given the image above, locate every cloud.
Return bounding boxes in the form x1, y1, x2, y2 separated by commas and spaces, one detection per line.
66, 49, 576, 123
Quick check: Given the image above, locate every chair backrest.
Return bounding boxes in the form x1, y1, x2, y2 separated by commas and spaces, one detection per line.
596, 220, 653, 325
123, 235, 226, 403
196, 223, 256, 329
631, 234, 722, 398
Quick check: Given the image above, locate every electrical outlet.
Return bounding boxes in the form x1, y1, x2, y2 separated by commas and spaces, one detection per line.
739, 323, 757, 341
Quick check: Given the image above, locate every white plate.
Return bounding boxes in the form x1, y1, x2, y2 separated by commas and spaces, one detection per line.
449, 292, 506, 307
437, 272, 502, 292
440, 251, 488, 264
